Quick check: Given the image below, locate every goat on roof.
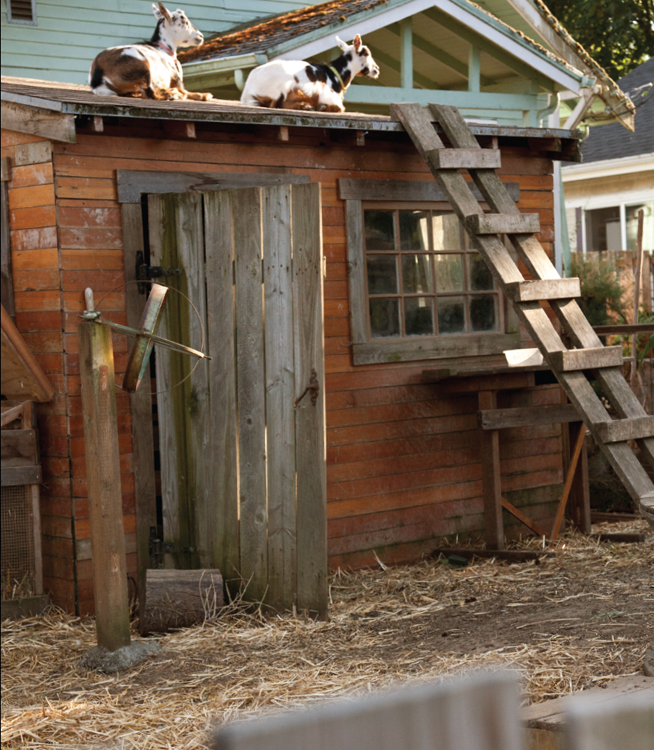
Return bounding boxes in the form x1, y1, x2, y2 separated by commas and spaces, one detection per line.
89, 3, 212, 101
240, 34, 380, 112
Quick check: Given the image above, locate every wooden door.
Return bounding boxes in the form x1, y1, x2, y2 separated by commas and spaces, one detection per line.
147, 184, 327, 615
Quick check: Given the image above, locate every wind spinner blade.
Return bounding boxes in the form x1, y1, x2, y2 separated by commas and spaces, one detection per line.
122, 284, 168, 393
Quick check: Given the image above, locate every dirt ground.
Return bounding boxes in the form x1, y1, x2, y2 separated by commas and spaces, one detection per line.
2, 519, 653, 748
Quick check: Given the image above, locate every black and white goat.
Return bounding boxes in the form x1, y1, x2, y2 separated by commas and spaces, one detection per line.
240, 35, 379, 112
89, 3, 212, 101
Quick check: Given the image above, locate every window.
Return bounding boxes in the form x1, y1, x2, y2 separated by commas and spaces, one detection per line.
580, 201, 654, 254
341, 179, 520, 365
364, 208, 501, 339
6, 0, 37, 25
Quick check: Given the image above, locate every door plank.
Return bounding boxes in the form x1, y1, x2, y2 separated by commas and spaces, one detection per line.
292, 183, 328, 616
263, 185, 297, 611
204, 191, 240, 583
148, 192, 210, 569
234, 188, 268, 601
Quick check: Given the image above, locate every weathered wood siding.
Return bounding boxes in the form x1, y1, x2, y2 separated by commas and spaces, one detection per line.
0, 0, 323, 84
3, 119, 561, 610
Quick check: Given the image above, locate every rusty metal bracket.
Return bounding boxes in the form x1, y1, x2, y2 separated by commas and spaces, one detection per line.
295, 368, 319, 407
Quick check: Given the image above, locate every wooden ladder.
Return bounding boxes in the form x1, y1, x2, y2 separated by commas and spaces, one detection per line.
391, 102, 654, 527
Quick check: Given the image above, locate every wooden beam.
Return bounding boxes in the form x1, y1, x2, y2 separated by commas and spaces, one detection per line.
1, 157, 13, 318
468, 45, 480, 93
467, 213, 540, 236
427, 148, 501, 170
549, 345, 623, 372
478, 403, 579, 430
400, 17, 413, 90
550, 424, 586, 541
1, 100, 76, 143
501, 496, 548, 537
346, 85, 539, 110
479, 390, 503, 550
367, 44, 437, 90
505, 278, 580, 302
564, 421, 591, 534
338, 177, 520, 203
0, 465, 41, 486
594, 416, 654, 443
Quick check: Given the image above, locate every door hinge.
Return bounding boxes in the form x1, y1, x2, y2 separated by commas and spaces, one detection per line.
137, 251, 183, 294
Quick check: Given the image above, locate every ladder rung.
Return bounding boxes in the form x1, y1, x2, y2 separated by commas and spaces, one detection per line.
594, 416, 654, 443
427, 147, 502, 170
466, 213, 540, 235
505, 278, 581, 302
549, 346, 623, 372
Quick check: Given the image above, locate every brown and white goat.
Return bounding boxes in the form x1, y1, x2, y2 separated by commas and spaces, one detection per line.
89, 3, 212, 101
240, 35, 380, 112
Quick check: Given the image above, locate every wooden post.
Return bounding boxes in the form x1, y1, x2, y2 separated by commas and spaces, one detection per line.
631, 209, 645, 388
478, 390, 503, 550
564, 422, 591, 534
78, 315, 131, 652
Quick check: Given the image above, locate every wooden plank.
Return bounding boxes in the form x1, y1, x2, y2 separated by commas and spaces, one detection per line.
564, 421, 591, 535
590, 511, 639, 523
426, 147, 502, 170
234, 187, 268, 602
1, 101, 76, 143
203, 190, 239, 585
479, 390, 503, 550
434, 548, 553, 562
505, 278, 580, 302
121, 203, 157, 611
117, 170, 310, 204
31, 484, 43, 595
594, 416, 654, 443
1, 158, 14, 318
593, 323, 654, 335
551, 425, 587, 541
1, 429, 38, 464
263, 184, 296, 612
0, 465, 41, 486
292, 182, 328, 617
594, 532, 649, 543
549, 346, 623, 372
466, 212, 540, 235
345, 200, 367, 346
78, 320, 131, 651
353, 332, 520, 365
13, 141, 53, 167
564, 680, 654, 750
501, 496, 548, 537
148, 192, 210, 570
212, 670, 523, 750
435, 372, 536, 393
478, 404, 579, 430
0, 157, 10, 182
337, 177, 520, 202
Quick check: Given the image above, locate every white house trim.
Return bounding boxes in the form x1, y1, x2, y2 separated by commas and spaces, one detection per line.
268, 0, 585, 93
562, 153, 654, 182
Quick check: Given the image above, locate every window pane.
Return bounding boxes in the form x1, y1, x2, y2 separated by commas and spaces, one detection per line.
469, 253, 494, 291
399, 211, 429, 250
470, 295, 498, 332
370, 298, 400, 338
402, 254, 433, 294
367, 255, 398, 294
364, 210, 395, 250
437, 296, 466, 334
405, 297, 434, 336
627, 202, 654, 252
432, 213, 462, 250
435, 253, 464, 292
585, 206, 621, 252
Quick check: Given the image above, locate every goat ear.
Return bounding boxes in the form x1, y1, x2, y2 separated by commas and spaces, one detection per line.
353, 34, 362, 52
156, 2, 172, 21
335, 36, 348, 52
152, 3, 163, 18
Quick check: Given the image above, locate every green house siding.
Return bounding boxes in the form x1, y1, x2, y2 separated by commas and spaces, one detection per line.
1, 0, 320, 83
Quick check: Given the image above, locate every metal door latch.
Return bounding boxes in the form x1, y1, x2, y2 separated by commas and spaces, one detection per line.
149, 526, 175, 567
295, 368, 320, 407
136, 251, 183, 293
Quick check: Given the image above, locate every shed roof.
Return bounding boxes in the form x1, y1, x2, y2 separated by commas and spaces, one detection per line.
0, 75, 582, 152
581, 58, 654, 164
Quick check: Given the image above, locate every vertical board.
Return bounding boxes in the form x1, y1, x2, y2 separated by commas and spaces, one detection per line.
1, 157, 14, 317
148, 193, 210, 570
478, 390, 504, 550
263, 185, 296, 611
121, 203, 157, 601
204, 191, 239, 583
292, 182, 328, 615
233, 188, 268, 601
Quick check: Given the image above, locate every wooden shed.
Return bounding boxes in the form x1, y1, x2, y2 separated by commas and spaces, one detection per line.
1, 77, 585, 615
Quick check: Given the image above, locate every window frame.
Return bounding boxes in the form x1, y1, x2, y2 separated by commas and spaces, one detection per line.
6, 0, 38, 26
342, 179, 521, 366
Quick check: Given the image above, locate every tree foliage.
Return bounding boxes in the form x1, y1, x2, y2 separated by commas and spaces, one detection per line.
543, 0, 654, 79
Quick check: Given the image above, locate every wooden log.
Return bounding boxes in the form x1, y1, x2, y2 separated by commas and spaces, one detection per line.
594, 532, 649, 543
140, 569, 224, 634
505, 278, 581, 302
594, 416, 654, 443
478, 404, 579, 430
432, 548, 554, 562
466, 213, 540, 235
549, 346, 623, 372
78, 319, 131, 652
426, 147, 501, 170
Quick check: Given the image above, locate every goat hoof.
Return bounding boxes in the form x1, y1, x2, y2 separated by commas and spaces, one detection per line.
202, 93, 213, 101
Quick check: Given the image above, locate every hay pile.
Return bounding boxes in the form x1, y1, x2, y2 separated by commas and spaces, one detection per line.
2, 520, 652, 748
